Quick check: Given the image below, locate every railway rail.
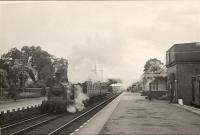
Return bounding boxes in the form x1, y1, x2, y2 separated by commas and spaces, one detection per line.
1, 113, 64, 135
1, 93, 120, 135
1, 113, 49, 130
49, 93, 120, 135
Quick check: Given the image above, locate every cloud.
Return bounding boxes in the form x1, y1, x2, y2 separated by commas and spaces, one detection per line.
1, 1, 200, 87
68, 33, 125, 83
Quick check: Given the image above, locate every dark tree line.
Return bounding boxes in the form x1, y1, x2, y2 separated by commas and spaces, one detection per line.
0, 46, 68, 90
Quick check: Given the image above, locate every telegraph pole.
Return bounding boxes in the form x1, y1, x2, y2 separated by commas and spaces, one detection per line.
92, 63, 97, 76
91, 63, 104, 81
98, 68, 104, 82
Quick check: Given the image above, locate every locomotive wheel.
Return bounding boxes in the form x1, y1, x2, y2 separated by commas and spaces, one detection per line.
47, 102, 56, 113
59, 104, 67, 113
41, 101, 48, 113
54, 103, 66, 113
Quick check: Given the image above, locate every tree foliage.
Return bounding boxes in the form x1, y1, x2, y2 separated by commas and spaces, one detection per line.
53, 58, 68, 82
143, 58, 164, 73
1, 46, 55, 83
21, 46, 54, 81
0, 46, 68, 99
1, 46, 69, 89
1, 47, 21, 66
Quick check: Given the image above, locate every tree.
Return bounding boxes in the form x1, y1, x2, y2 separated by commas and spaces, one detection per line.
30, 46, 54, 81
8, 61, 36, 87
0, 58, 9, 72
39, 64, 54, 83
1, 46, 54, 86
0, 60, 9, 88
143, 58, 164, 73
53, 58, 68, 82
1, 46, 70, 88
20, 46, 54, 82
1, 47, 21, 66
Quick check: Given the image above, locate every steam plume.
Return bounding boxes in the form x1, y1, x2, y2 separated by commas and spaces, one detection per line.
67, 84, 89, 113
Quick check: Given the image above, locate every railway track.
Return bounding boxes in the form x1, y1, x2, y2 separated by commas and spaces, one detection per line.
1, 93, 120, 135
1, 113, 49, 129
48, 93, 120, 135
1, 113, 64, 135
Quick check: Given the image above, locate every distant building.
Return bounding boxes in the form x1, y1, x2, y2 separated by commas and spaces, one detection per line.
130, 81, 143, 92
141, 67, 167, 98
166, 42, 200, 105
110, 83, 122, 92
149, 67, 167, 91
142, 66, 167, 88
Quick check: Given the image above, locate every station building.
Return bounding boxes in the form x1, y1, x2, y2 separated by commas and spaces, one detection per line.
148, 67, 168, 98
166, 42, 200, 105
141, 67, 167, 98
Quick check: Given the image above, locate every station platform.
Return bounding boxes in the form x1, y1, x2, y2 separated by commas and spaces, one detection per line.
0, 97, 46, 112
73, 92, 200, 135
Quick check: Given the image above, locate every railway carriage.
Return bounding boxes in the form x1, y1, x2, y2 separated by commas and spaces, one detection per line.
82, 81, 108, 97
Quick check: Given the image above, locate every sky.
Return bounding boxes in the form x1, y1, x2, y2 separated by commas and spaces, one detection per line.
0, 1, 200, 87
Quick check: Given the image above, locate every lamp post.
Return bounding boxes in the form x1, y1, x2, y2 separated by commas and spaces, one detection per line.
175, 79, 177, 103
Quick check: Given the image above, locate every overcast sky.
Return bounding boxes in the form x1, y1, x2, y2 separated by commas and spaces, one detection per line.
0, 1, 200, 87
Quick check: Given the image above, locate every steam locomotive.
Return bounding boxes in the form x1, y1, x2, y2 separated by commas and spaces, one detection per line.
42, 72, 109, 113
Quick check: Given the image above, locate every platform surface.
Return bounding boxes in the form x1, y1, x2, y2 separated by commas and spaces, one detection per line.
73, 92, 124, 135
75, 92, 200, 135
100, 92, 200, 135
0, 97, 46, 112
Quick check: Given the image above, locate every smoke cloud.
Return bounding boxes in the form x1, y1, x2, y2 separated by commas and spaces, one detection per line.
68, 34, 125, 84
67, 84, 89, 113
